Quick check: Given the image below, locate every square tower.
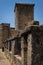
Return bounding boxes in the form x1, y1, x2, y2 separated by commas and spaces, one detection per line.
0, 23, 10, 48
2, 23, 10, 42
14, 3, 35, 30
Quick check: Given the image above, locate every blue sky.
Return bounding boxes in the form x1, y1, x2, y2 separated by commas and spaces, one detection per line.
0, 0, 43, 27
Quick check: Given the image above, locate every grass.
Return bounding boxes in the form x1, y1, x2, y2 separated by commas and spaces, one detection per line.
0, 49, 2, 52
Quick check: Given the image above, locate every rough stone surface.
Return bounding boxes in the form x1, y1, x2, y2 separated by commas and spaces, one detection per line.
0, 3, 43, 65
0, 23, 18, 48
14, 3, 34, 30
0, 23, 10, 48
31, 27, 43, 65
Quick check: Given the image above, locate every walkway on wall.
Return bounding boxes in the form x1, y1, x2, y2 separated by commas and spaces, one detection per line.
0, 50, 11, 65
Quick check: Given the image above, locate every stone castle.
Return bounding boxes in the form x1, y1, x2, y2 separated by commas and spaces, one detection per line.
0, 3, 43, 65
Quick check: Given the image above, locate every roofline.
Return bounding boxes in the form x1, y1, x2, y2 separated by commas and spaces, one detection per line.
14, 3, 35, 12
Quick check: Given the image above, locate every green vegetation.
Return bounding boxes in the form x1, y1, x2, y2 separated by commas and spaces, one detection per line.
0, 49, 2, 52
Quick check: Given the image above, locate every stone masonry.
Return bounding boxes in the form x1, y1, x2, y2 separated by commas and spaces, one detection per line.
0, 23, 10, 48
0, 3, 43, 65
0, 23, 18, 48
14, 3, 35, 30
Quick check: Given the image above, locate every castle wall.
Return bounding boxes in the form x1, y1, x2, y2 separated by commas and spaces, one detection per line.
14, 25, 43, 65
4, 25, 43, 65
10, 28, 18, 37
0, 23, 18, 48
27, 26, 43, 65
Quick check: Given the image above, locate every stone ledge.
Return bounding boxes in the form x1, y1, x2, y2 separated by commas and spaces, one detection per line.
14, 55, 21, 61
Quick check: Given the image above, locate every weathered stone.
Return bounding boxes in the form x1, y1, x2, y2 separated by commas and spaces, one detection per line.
14, 3, 35, 30
1, 3, 43, 65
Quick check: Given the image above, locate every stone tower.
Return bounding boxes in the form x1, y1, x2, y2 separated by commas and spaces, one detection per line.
0, 23, 10, 48
2, 23, 10, 42
14, 3, 35, 30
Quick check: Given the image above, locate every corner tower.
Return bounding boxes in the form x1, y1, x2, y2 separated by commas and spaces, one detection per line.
14, 3, 35, 30
0, 23, 10, 48
2, 23, 10, 42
